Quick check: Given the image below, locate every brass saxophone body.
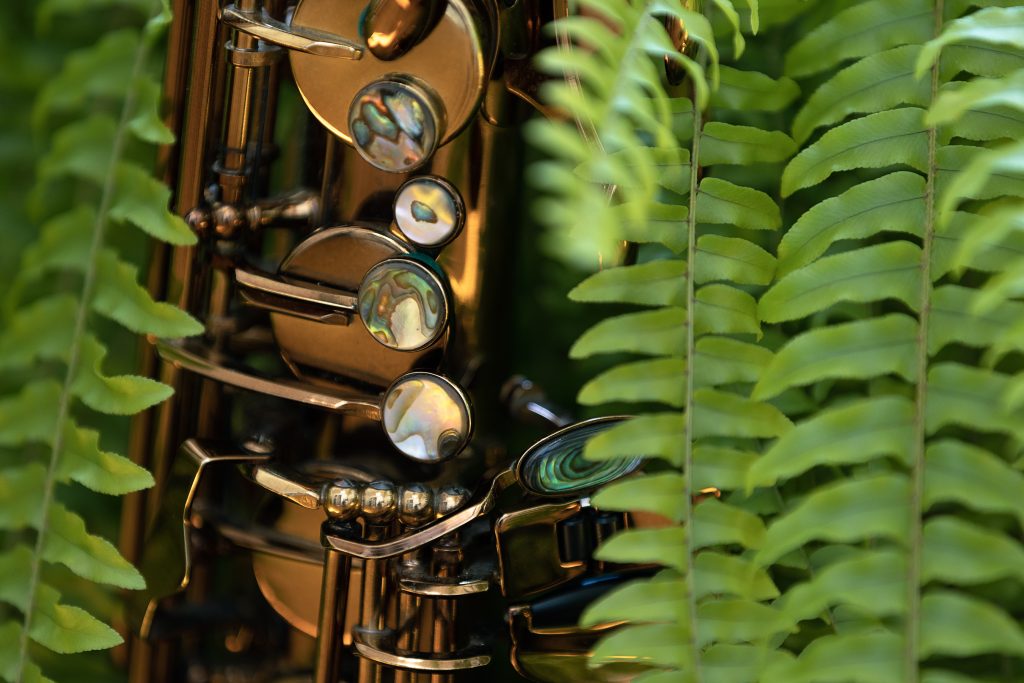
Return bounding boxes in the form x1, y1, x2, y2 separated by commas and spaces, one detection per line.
120, 1, 651, 681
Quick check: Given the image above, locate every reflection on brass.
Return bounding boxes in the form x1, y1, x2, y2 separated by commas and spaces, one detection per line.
122, 0, 659, 679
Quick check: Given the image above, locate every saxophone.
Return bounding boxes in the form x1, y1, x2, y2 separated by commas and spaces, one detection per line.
120, 0, 657, 680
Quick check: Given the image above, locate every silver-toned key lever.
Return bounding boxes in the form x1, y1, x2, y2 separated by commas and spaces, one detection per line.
158, 340, 472, 463
236, 255, 450, 353
220, 4, 364, 59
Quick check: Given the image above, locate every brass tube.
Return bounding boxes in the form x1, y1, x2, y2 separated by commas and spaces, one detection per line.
314, 547, 351, 683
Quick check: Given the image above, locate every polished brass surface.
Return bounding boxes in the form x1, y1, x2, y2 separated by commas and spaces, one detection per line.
122, 0, 654, 680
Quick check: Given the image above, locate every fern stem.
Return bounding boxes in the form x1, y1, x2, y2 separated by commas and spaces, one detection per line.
683, 95, 703, 683
14, 29, 154, 683
905, 1, 943, 680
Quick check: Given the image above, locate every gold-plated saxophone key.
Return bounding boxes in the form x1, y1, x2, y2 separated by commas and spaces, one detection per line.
236, 254, 450, 352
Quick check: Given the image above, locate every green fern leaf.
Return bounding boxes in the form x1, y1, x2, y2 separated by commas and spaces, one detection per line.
580, 571, 686, 627
128, 76, 174, 144
693, 445, 758, 491
793, 46, 927, 144
700, 122, 796, 166
694, 235, 775, 285
920, 591, 1024, 658
695, 177, 781, 230
712, 66, 799, 113
591, 472, 685, 519
775, 172, 925, 277
925, 363, 1014, 435
753, 314, 918, 399
755, 474, 910, 567
588, 622, 689, 669
36, 115, 115, 186
0, 465, 47, 528
694, 284, 761, 336
72, 334, 173, 414
595, 527, 688, 572
42, 504, 144, 589
693, 336, 773, 388
747, 396, 914, 488
916, 7, 1024, 77
696, 600, 792, 648
110, 162, 196, 245
760, 242, 922, 323
692, 498, 766, 549
778, 549, 906, 623
928, 70, 1024, 125
0, 623, 54, 683
692, 388, 791, 439
924, 439, 1024, 526
922, 516, 1024, 585
95, 249, 203, 336
570, 307, 686, 358
782, 108, 928, 196
709, 0, 745, 57
763, 631, 902, 683
938, 141, 1024, 219
579, 358, 686, 406
694, 552, 778, 602
928, 284, 1024, 353
569, 260, 686, 306
584, 413, 685, 465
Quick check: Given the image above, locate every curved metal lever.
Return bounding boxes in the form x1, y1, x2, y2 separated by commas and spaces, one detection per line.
221, 4, 364, 60
360, 0, 448, 61
236, 267, 357, 325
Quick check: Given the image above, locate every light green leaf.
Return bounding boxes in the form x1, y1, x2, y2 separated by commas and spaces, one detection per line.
30, 583, 123, 654
776, 172, 925, 277
592, 472, 685, 521
128, 77, 175, 144
950, 203, 1024, 275
58, 420, 154, 495
793, 45, 926, 144
928, 70, 1024, 126
0, 622, 54, 683
944, 105, 1024, 143
928, 284, 1024, 354
614, 202, 689, 252
712, 66, 799, 113
923, 516, 1024, 586
697, 600, 793, 648
696, 177, 781, 231
782, 108, 928, 196
692, 388, 792, 439
755, 474, 909, 566
693, 336, 773, 388
695, 284, 761, 337
938, 141, 1024, 220
73, 334, 174, 414
941, 42, 1024, 82
759, 242, 921, 323
110, 162, 197, 245
95, 250, 203, 337
710, 0, 745, 56
0, 465, 47, 529
694, 552, 779, 601
925, 439, 1024, 527
43, 504, 145, 589
753, 314, 918, 400
917, 7, 1024, 77
19, 207, 94, 279
579, 570, 686, 627
693, 446, 757, 491
779, 549, 906, 623
569, 260, 685, 307
579, 358, 685, 407
0, 295, 76, 371
920, 591, 1024, 658
784, 0, 929, 79
926, 363, 1014, 436
700, 123, 796, 166
703, 644, 797, 683
36, 115, 115, 186
588, 622, 689, 669
585, 413, 685, 466
694, 235, 775, 286
762, 631, 902, 683
570, 307, 685, 358
692, 498, 766, 550
594, 527, 688, 572
747, 396, 914, 488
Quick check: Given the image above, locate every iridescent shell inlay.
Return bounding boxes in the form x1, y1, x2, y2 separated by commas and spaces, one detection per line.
358, 257, 447, 351
518, 418, 641, 497
348, 79, 439, 173
383, 373, 471, 462
394, 176, 464, 247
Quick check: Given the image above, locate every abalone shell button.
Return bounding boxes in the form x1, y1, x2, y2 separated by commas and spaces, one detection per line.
348, 78, 442, 173
517, 418, 641, 497
394, 176, 464, 247
382, 373, 472, 463
357, 257, 448, 351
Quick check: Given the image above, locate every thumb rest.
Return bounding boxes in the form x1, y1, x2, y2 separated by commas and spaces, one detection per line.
121, 0, 668, 681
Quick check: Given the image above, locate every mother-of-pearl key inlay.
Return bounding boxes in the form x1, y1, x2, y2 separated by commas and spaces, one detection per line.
348, 79, 440, 173
382, 373, 471, 462
357, 257, 448, 351
394, 176, 464, 247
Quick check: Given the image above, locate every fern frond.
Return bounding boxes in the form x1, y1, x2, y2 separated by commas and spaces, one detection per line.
0, 0, 198, 678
